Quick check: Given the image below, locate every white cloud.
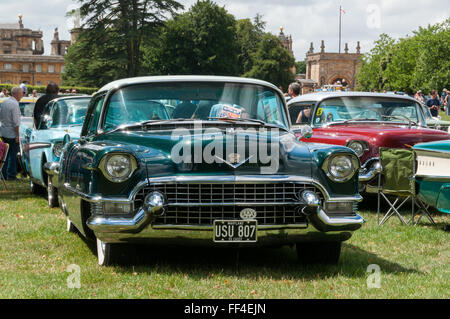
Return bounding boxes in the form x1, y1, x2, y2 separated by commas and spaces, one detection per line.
0, 0, 448, 61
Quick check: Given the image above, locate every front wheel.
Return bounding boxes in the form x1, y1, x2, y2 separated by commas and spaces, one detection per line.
296, 241, 342, 265
96, 238, 120, 266
47, 176, 59, 208
30, 180, 45, 195
66, 217, 76, 233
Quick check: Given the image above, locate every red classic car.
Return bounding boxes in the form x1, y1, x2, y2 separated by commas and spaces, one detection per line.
287, 92, 450, 192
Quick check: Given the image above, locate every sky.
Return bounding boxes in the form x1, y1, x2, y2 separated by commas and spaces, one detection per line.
0, 0, 448, 61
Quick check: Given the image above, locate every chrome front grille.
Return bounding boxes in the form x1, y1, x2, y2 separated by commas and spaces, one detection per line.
135, 183, 320, 205
154, 205, 306, 226
134, 182, 323, 226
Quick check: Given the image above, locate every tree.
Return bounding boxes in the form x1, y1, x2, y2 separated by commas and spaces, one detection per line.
63, 0, 183, 86
356, 19, 449, 93
243, 33, 295, 89
236, 15, 266, 74
145, 0, 239, 76
355, 33, 395, 92
295, 60, 306, 74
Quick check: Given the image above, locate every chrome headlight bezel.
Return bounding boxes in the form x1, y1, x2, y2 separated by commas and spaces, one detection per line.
346, 140, 368, 157
322, 153, 359, 183
99, 153, 138, 183
52, 142, 63, 158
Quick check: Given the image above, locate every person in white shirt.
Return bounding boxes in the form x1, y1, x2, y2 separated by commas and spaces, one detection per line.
0, 87, 23, 180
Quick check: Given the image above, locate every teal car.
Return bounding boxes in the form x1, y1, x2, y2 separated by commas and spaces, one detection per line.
20, 95, 91, 207
45, 76, 364, 266
414, 140, 450, 214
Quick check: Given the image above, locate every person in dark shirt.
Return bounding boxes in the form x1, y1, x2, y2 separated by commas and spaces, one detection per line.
33, 82, 60, 127
426, 90, 441, 117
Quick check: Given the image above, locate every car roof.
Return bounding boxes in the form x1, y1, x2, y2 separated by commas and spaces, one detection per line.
97, 75, 280, 93
287, 91, 418, 105
20, 97, 38, 102
50, 95, 92, 103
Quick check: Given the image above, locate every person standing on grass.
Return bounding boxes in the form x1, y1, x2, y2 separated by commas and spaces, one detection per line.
33, 82, 59, 128
426, 90, 441, 117
0, 87, 23, 180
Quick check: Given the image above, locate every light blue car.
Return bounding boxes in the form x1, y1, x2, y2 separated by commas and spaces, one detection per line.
20, 95, 91, 207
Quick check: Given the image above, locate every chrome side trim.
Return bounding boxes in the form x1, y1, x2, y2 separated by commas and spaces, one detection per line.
25, 142, 51, 151
414, 149, 450, 159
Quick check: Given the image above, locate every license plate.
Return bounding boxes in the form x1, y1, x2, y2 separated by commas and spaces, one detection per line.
213, 220, 257, 243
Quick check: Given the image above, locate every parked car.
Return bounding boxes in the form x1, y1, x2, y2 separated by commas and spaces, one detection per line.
20, 95, 91, 206
287, 92, 450, 192
19, 97, 38, 129
418, 102, 450, 133
45, 75, 364, 266
414, 139, 450, 214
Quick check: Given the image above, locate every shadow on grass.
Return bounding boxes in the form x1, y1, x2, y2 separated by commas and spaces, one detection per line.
104, 242, 421, 281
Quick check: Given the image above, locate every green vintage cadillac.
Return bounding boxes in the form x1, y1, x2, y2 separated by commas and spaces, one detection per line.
414, 139, 450, 214
45, 76, 364, 266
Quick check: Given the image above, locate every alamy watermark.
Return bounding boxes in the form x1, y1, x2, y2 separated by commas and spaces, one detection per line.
366, 264, 381, 289
366, 4, 381, 29
66, 264, 81, 289
170, 123, 285, 174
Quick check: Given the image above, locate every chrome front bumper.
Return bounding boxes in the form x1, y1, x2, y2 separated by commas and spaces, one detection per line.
62, 175, 364, 244
358, 158, 381, 182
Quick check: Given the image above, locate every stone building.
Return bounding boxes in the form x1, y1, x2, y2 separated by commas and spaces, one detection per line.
302, 40, 362, 93
0, 15, 70, 86
278, 27, 293, 57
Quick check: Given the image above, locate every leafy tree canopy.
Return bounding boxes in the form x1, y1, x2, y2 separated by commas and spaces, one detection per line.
243, 33, 295, 90
63, 0, 183, 87
356, 19, 449, 94
145, 0, 239, 76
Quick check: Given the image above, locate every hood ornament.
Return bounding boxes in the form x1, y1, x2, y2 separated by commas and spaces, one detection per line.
215, 153, 254, 169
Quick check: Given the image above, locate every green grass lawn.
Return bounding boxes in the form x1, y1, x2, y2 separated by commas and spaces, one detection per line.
0, 179, 449, 299
439, 111, 450, 121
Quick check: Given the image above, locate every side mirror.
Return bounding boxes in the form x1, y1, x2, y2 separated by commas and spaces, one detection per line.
40, 114, 52, 129
292, 125, 313, 139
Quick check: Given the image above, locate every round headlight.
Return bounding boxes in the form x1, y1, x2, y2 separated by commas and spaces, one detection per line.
102, 154, 136, 182
325, 154, 357, 182
53, 142, 63, 157
347, 141, 365, 157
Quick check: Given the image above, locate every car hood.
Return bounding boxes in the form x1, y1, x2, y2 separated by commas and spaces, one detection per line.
307, 123, 450, 146
96, 128, 314, 177
300, 123, 450, 164
413, 139, 450, 152
26, 125, 83, 142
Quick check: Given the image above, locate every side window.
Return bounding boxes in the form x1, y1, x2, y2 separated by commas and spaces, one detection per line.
289, 102, 314, 125
83, 94, 105, 136
50, 101, 68, 127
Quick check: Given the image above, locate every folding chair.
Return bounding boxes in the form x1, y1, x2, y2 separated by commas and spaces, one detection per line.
0, 140, 9, 190
377, 147, 416, 225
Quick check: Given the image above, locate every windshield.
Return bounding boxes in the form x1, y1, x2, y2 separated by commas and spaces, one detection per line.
51, 98, 90, 127
102, 82, 288, 131
19, 102, 35, 117
312, 97, 424, 127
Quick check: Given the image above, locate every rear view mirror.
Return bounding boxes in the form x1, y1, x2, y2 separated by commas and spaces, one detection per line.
292, 125, 313, 139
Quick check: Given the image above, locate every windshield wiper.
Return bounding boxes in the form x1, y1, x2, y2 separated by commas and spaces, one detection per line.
107, 118, 197, 133
207, 117, 289, 132
327, 118, 380, 125
381, 115, 417, 128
